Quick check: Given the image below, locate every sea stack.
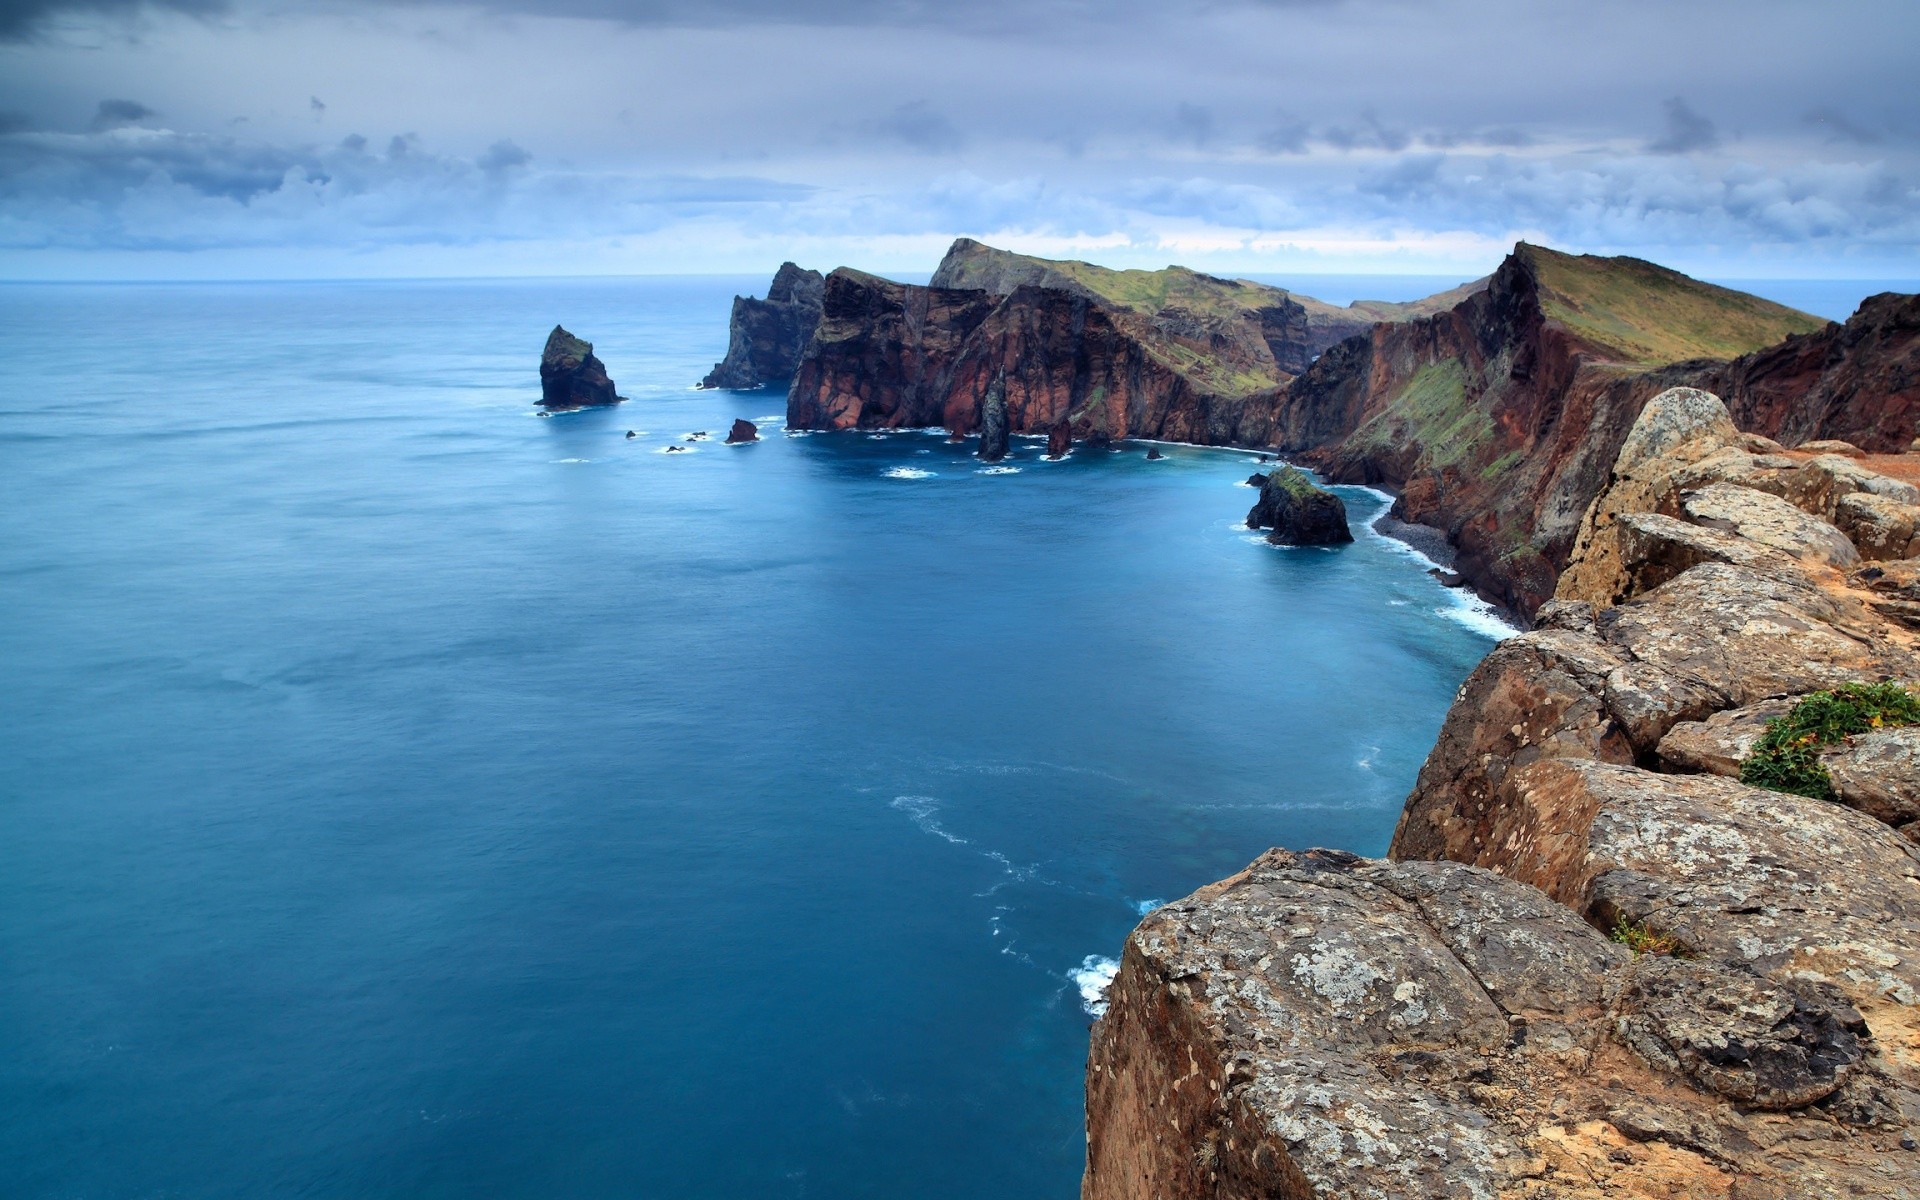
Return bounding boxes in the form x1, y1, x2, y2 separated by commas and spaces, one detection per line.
540, 326, 623, 409
700, 262, 826, 390
1245, 466, 1352, 545
1046, 420, 1070, 460
725, 418, 759, 444
977, 381, 1009, 463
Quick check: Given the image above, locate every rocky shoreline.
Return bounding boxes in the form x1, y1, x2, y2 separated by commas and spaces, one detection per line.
1085, 387, 1920, 1199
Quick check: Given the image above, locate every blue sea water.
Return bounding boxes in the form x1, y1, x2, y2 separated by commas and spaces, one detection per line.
0, 277, 1514, 1199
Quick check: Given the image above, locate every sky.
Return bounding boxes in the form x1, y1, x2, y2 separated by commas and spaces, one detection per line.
0, 0, 1916, 280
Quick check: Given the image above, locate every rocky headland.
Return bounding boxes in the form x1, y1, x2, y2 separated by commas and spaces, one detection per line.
1085, 386, 1920, 1200
773, 239, 1920, 626
700, 262, 825, 391
539, 325, 624, 409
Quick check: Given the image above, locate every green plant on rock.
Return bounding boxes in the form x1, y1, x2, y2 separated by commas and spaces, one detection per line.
1608, 917, 1685, 958
1739, 682, 1920, 801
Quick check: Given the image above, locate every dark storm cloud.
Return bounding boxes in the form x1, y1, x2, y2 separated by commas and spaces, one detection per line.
0, 119, 810, 249
90, 98, 156, 129
1805, 105, 1880, 145
0, 0, 222, 40
1648, 96, 1719, 154
862, 101, 964, 155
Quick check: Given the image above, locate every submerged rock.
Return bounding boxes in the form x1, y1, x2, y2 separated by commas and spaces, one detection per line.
1146, 447, 1164, 461
725, 418, 759, 444
539, 326, 623, 409
1244, 466, 1352, 545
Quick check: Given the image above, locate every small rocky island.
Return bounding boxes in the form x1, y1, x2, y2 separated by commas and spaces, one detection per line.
539, 326, 623, 409
1244, 466, 1353, 545
725, 418, 759, 444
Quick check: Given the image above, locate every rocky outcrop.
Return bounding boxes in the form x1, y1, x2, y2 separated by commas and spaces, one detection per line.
787, 268, 1296, 446
539, 326, 623, 408
725, 418, 758, 444
700, 262, 824, 390
1046, 420, 1070, 460
1088, 846, 1910, 1200
1263, 248, 1829, 619
1244, 467, 1353, 546
1701, 292, 1920, 452
1087, 388, 1920, 1200
977, 380, 1009, 462
931, 236, 1487, 358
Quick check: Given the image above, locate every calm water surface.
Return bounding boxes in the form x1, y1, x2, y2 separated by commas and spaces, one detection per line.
0, 278, 1513, 1199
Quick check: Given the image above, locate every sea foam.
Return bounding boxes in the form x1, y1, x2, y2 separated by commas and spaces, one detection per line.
882, 467, 936, 480
1070, 955, 1120, 1017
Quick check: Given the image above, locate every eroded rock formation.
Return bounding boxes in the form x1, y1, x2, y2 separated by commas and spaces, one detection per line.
725, 418, 758, 444
1087, 389, 1920, 1200
1244, 467, 1352, 546
539, 326, 623, 408
700, 262, 825, 390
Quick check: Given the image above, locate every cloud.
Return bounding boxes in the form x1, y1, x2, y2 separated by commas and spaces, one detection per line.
1173, 103, 1213, 148
0, 120, 811, 250
90, 98, 156, 130
1804, 105, 1879, 145
861, 101, 963, 155
0, 0, 223, 41
1648, 96, 1718, 154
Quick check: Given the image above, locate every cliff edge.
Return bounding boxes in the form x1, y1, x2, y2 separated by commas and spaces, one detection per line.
1087, 388, 1920, 1200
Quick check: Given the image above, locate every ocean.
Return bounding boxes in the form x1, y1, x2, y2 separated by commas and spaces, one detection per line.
0, 270, 1885, 1198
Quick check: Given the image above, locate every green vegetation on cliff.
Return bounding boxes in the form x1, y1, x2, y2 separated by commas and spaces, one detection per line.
1740, 683, 1920, 800
1345, 359, 1476, 469
1519, 243, 1826, 367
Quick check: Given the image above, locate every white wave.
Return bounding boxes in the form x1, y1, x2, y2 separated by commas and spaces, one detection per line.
683, 432, 710, 441
1439, 594, 1521, 640
890, 795, 968, 845
976, 466, 1021, 475
1070, 955, 1120, 1017
548, 458, 591, 464
753, 414, 783, 422
915, 448, 932, 455
1133, 898, 1164, 916
882, 467, 936, 480
867, 433, 889, 440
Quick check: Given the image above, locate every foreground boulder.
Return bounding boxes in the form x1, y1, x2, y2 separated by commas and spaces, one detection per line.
1086, 848, 1911, 1200
700, 262, 824, 390
1244, 467, 1352, 546
539, 326, 624, 408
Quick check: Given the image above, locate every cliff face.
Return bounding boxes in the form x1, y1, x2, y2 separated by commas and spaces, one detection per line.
1088, 388, 1920, 1200
1702, 291, 1920, 452
931, 236, 1486, 358
1269, 245, 1831, 619
786, 267, 1300, 447
700, 262, 825, 390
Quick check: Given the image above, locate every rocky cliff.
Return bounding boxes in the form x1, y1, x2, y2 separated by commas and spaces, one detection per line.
931, 237, 1487, 358
1086, 388, 1920, 1200
700, 262, 825, 390
786, 266, 1302, 451
1266, 245, 1832, 619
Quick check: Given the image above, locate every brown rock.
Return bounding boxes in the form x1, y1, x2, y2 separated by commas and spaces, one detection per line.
1656, 698, 1793, 776
1046, 419, 1070, 460
1679, 481, 1861, 568
1837, 492, 1920, 560
700, 262, 824, 390
724, 418, 759, 444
